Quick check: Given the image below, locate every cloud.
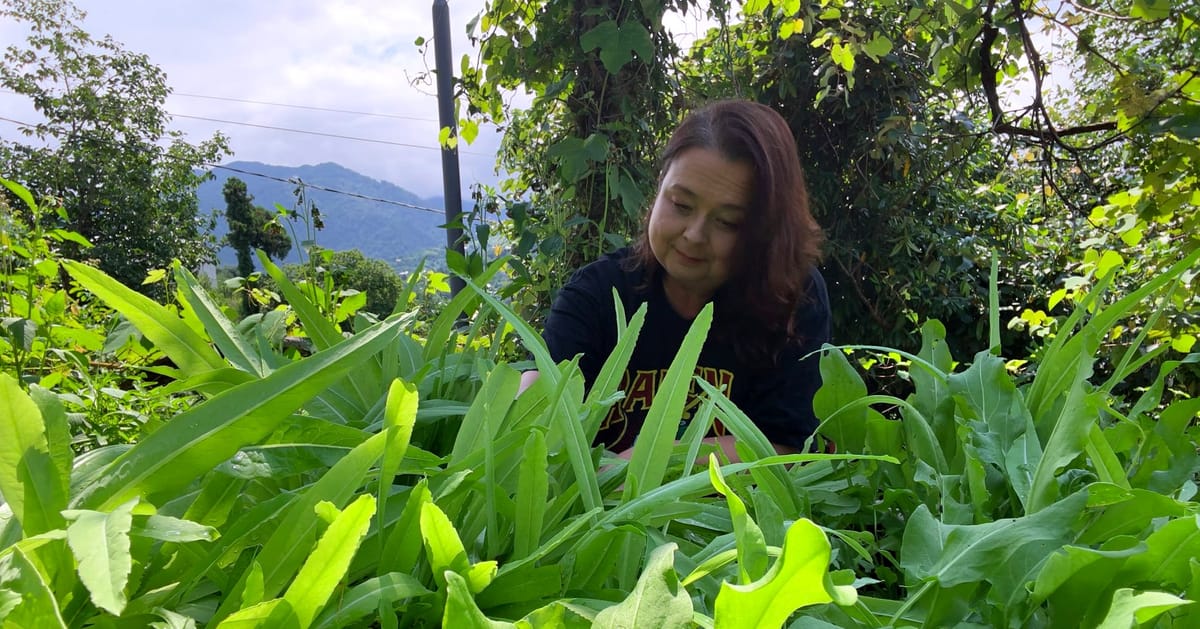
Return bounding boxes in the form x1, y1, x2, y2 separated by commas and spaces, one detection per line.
1, 0, 499, 199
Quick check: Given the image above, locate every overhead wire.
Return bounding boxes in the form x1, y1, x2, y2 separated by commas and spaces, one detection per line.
170, 113, 486, 156
0, 114, 446, 215
171, 92, 439, 122
0, 88, 486, 155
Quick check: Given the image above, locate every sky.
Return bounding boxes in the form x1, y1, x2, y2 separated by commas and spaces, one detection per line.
0, 0, 503, 200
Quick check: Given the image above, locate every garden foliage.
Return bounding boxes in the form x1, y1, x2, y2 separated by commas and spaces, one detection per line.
1, 202, 1196, 625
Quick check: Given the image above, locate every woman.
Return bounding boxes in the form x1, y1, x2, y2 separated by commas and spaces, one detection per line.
523, 99, 830, 460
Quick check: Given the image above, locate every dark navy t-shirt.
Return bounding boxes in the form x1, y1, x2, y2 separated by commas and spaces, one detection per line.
542, 248, 831, 452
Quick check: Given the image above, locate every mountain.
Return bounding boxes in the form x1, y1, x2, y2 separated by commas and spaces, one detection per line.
196, 161, 455, 271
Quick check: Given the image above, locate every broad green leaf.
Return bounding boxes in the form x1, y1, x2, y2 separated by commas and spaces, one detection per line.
178, 468, 244, 532
0, 177, 36, 211
420, 501, 470, 588
515, 600, 594, 629
694, 379, 799, 514
0, 547, 66, 628
241, 562, 265, 609
911, 321, 956, 458
743, 0, 769, 15
583, 299, 647, 437
579, 20, 653, 74
311, 572, 429, 629
1134, 397, 1200, 493
594, 543, 693, 629
513, 429, 549, 559
1096, 588, 1191, 628
28, 386, 72, 505
1116, 515, 1200, 589
0, 375, 67, 535
863, 34, 893, 59
708, 455, 768, 584
1079, 486, 1189, 544
151, 608, 199, 629
444, 571, 515, 628
625, 303, 712, 502
1084, 424, 1128, 489
464, 277, 601, 513
1130, 0, 1170, 21
174, 263, 265, 376
239, 430, 389, 607
949, 350, 1030, 469
132, 514, 217, 543
831, 42, 856, 71
72, 317, 402, 510
713, 519, 849, 629
379, 480, 431, 575
63, 498, 137, 615
63, 260, 225, 376
466, 560, 499, 595
283, 495, 376, 628
813, 346, 882, 453
213, 598, 296, 628
1031, 541, 1147, 621
377, 378, 418, 564
901, 491, 1087, 588
1027, 361, 1102, 513
1004, 430, 1043, 510
475, 564, 562, 610
423, 258, 506, 363
1027, 249, 1200, 422
450, 365, 519, 463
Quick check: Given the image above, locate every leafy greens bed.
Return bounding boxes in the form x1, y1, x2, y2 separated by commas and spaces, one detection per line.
2, 242, 1198, 627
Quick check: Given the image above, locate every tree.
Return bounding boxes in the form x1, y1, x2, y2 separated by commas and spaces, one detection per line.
459, 0, 1197, 389
222, 177, 291, 278
0, 0, 229, 290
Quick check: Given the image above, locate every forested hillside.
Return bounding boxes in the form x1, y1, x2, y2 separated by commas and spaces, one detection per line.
197, 161, 450, 272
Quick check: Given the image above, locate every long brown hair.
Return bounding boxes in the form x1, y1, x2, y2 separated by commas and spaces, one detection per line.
630, 99, 824, 362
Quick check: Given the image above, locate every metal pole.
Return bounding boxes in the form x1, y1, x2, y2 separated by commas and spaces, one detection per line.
432, 0, 465, 299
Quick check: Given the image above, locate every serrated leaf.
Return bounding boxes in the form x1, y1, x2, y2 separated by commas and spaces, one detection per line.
283, 495, 376, 628
420, 502, 470, 588
713, 519, 848, 628
64, 499, 138, 615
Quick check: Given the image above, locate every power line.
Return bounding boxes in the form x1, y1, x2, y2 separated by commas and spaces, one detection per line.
1, 89, 486, 155
0, 114, 446, 215
171, 92, 439, 122
171, 113, 487, 155
207, 163, 443, 214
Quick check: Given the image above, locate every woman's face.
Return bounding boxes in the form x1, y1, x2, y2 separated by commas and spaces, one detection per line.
648, 147, 753, 309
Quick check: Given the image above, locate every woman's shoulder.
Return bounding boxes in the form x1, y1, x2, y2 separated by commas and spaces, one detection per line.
565, 247, 643, 293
